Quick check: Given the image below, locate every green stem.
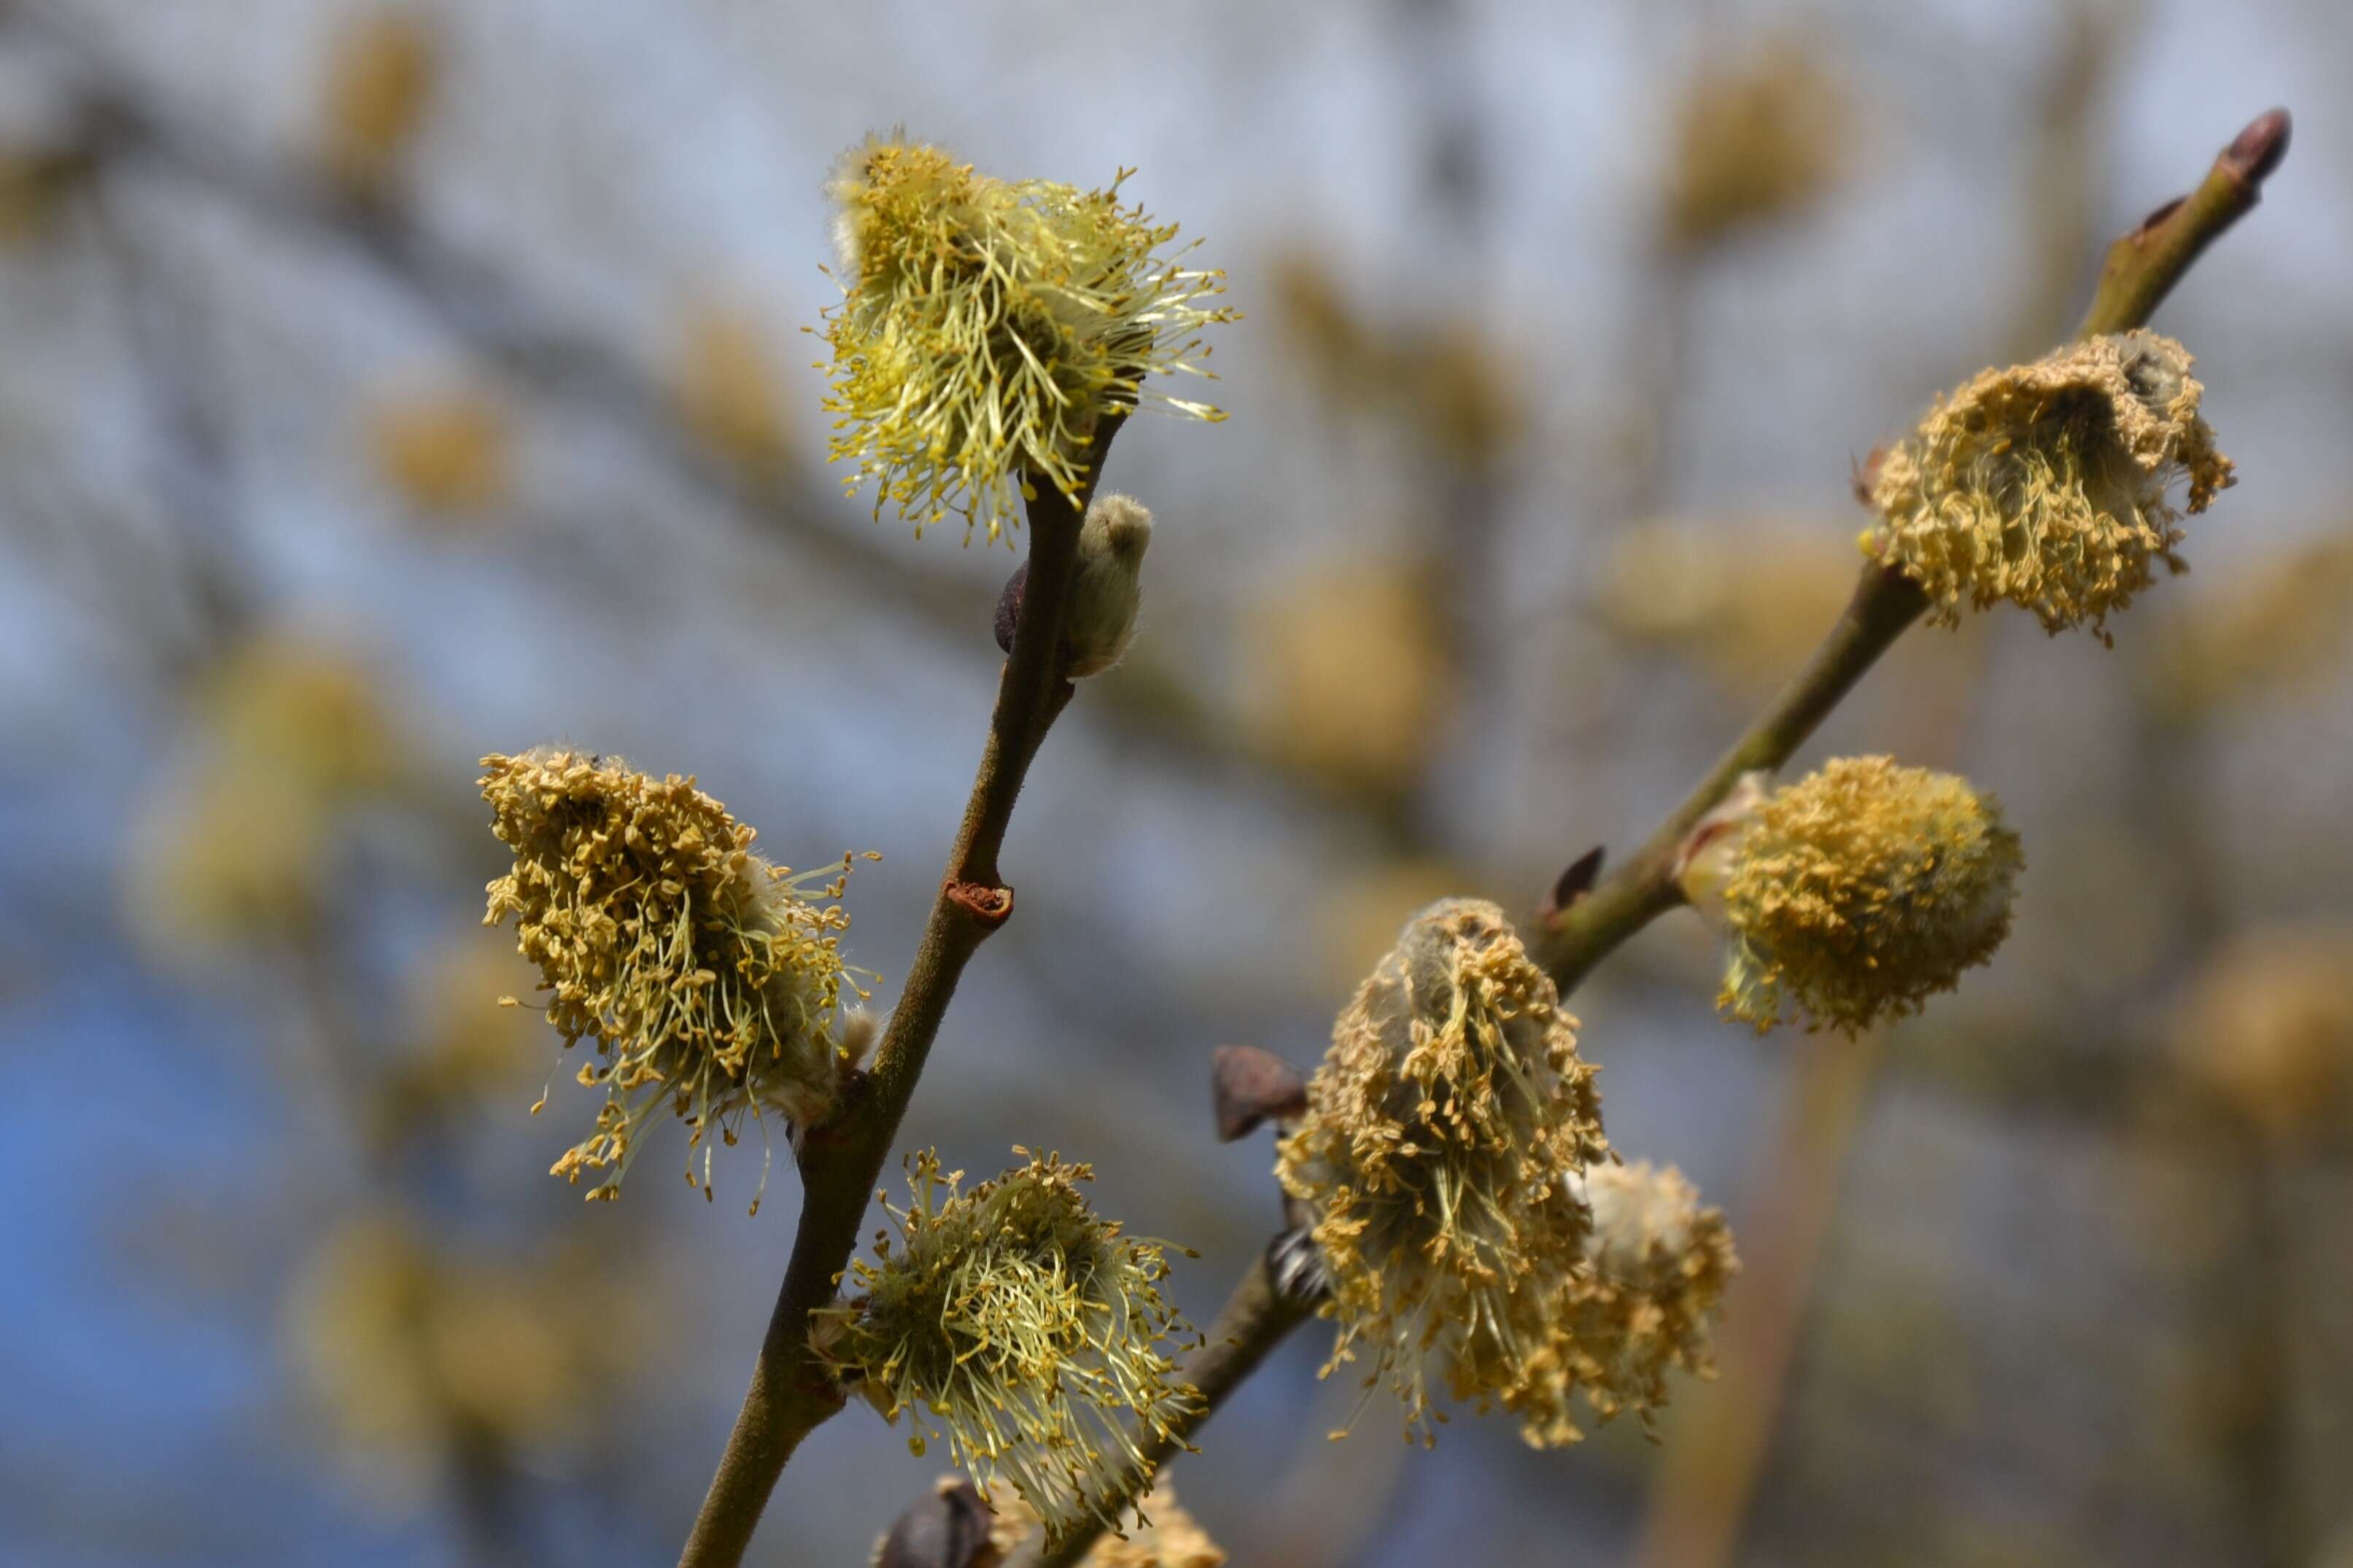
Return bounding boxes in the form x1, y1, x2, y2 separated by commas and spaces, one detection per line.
1532, 105, 2291, 999
2076, 108, 2288, 339
1531, 563, 1928, 992
677, 421, 1125, 1568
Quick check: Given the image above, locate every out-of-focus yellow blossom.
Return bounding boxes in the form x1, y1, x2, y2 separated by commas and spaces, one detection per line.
672, 301, 793, 481
368, 934, 548, 1151
0, 141, 90, 247
129, 637, 400, 957
987, 1480, 1225, 1567
1271, 254, 1524, 472
1277, 899, 1610, 1446
367, 382, 513, 519
1244, 562, 1455, 800
2148, 532, 2353, 718
820, 137, 1230, 542
2176, 927, 2353, 1141
197, 634, 402, 796
1683, 758, 2023, 1035
814, 1151, 1199, 1544
286, 1210, 653, 1500
319, 10, 437, 201
1597, 516, 1859, 699
1660, 40, 1846, 254
480, 748, 875, 1206
1866, 331, 2233, 643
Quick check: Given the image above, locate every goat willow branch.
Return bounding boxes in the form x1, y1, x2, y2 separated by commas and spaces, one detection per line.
1019, 106, 2288, 1567
676, 417, 1125, 1568
1531, 105, 2289, 997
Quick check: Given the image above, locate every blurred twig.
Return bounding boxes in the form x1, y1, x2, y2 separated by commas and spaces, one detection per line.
1631, 1028, 1883, 1568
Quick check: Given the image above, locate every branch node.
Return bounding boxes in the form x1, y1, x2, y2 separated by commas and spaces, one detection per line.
945, 877, 1015, 928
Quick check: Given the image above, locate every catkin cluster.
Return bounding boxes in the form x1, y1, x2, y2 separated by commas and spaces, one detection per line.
821, 137, 1229, 542
480, 748, 872, 1206
1276, 899, 1614, 1445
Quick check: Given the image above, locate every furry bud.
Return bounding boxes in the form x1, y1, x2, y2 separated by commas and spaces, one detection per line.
1064, 494, 1152, 678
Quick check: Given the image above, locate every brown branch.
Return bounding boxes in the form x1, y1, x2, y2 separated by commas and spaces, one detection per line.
1531, 105, 2291, 999
676, 421, 1125, 1568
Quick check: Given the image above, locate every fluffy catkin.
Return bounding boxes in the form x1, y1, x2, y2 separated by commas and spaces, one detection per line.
1556, 1161, 1737, 1423
821, 137, 1229, 543
1064, 493, 1153, 678
1685, 756, 2023, 1035
1276, 899, 1611, 1445
479, 748, 872, 1206
1866, 330, 2233, 643
813, 1151, 1199, 1544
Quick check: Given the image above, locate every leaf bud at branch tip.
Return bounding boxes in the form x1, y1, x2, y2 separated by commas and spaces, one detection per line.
2220, 107, 2291, 190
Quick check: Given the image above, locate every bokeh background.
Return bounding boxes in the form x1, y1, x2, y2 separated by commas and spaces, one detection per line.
4, 0, 2351, 1564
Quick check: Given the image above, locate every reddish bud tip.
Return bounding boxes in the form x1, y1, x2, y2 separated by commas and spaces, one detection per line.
2221, 108, 2291, 188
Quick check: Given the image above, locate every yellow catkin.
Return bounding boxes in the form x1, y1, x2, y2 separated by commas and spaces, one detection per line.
673, 303, 792, 479
1550, 1161, 1737, 1425
814, 1151, 1200, 1544
479, 748, 872, 1206
819, 137, 1230, 542
131, 637, 400, 955
1276, 899, 1610, 1446
1702, 757, 2023, 1035
1866, 331, 2233, 643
